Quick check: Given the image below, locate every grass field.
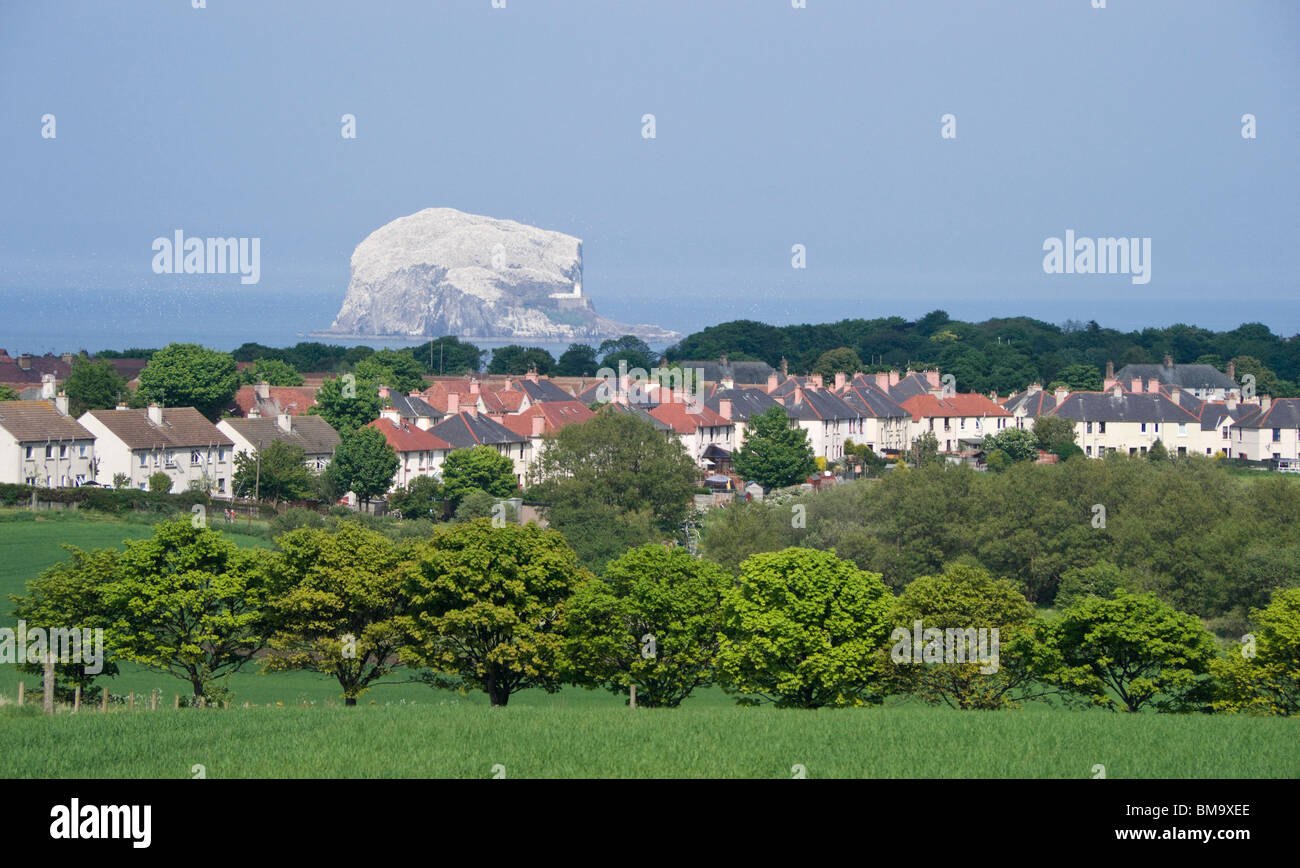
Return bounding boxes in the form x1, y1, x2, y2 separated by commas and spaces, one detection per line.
2, 511, 1297, 779
1, 702, 1296, 778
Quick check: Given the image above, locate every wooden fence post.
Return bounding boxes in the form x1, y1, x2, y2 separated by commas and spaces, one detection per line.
73, 685, 81, 712
174, 694, 180, 710
151, 690, 158, 711
101, 688, 109, 712
43, 652, 54, 715
16, 681, 23, 706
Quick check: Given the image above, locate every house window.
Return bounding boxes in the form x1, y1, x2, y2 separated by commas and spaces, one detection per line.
140, 453, 148, 467
191, 451, 202, 464
45, 445, 53, 458
1273, 428, 1282, 442
79, 444, 87, 457
1140, 423, 1146, 433
1099, 422, 1107, 433
24, 446, 32, 459
1085, 422, 1093, 434
59, 445, 67, 458
1178, 423, 1187, 437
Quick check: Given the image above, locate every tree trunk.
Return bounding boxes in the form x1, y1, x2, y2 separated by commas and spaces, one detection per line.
486, 668, 509, 707
345, 696, 357, 706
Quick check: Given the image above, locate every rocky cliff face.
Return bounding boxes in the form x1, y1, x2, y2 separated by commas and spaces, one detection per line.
327, 208, 679, 343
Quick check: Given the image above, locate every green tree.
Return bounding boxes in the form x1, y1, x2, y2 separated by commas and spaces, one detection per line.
327, 426, 399, 507
1054, 363, 1103, 391
308, 374, 384, 437
886, 563, 1051, 709
441, 445, 518, 507
812, 347, 863, 378
908, 431, 941, 467
354, 349, 427, 393
240, 358, 304, 387
732, 405, 816, 491
104, 519, 271, 703
231, 440, 313, 504
982, 428, 1039, 464
63, 357, 128, 416
699, 500, 794, 572
1032, 416, 1078, 454
716, 548, 894, 708
10, 547, 123, 702
1147, 439, 1169, 461
148, 471, 173, 494
843, 438, 887, 477
555, 344, 600, 377
1056, 561, 1126, 609
1045, 591, 1218, 712
488, 345, 556, 376
402, 520, 589, 706
264, 523, 410, 705
1212, 588, 1300, 715
598, 335, 657, 373
0, 385, 18, 402
530, 410, 698, 566
135, 343, 239, 421
388, 475, 444, 520
566, 545, 731, 707
453, 489, 517, 523
410, 337, 485, 375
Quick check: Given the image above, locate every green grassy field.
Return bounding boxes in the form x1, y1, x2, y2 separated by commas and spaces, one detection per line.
2, 702, 1295, 778
2, 511, 1297, 779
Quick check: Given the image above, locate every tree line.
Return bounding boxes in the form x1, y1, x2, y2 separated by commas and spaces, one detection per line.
11, 515, 1297, 715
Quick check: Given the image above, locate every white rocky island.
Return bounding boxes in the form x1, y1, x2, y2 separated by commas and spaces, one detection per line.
324, 208, 679, 343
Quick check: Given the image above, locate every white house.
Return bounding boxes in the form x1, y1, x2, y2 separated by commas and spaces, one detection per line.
0, 398, 97, 487
217, 413, 341, 472
79, 404, 234, 493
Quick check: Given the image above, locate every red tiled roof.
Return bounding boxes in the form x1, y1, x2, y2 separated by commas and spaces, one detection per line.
499, 401, 594, 437
900, 393, 1011, 422
231, 385, 319, 417
647, 402, 732, 434
365, 418, 452, 453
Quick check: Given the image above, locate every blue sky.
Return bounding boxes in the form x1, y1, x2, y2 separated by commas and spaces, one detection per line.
1, 0, 1297, 346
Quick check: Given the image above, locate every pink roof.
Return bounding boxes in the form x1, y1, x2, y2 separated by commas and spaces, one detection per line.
900, 393, 1011, 422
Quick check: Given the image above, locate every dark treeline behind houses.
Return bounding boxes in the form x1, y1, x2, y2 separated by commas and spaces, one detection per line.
89, 311, 1300, 396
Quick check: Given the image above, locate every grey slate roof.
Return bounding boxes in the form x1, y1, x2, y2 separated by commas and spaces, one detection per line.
1116, 363, 1237, 391
887, 372, 933, 403
220, 415, 340, 455
0, 401, 96, 443
839, 385, 909, 419
427, 411, 529, 448
1050, 392, 1200, 424
514, 379, 574, 403
386, 393, 444, 422
704, 388, 781, 422
1234, 398, 1300, 430
1002, 390, 1058, 417
783, 389, 862, 422
599, 402, 674, 432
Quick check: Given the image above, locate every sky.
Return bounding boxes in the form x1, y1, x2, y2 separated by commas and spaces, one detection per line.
1, 0, 1297, 351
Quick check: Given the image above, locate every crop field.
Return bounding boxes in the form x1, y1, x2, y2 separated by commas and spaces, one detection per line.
2, 701, 1296, 779
2, 512, 1297, 780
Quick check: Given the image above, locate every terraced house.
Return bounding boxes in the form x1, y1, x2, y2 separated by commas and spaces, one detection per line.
79, 404, 234, 493
0, 398, 97, 487
217, 412, 341, 471
1049, 384, 1202, 457
1230, 397, 1300, 463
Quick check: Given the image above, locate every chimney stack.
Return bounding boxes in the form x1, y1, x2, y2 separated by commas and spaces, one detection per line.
1130, 378, 1142, 393
255, 381, 270, 400
889, 370, 900, 387
874, 371, 890, 391
720, 376, 735, 390
526, 367, 539, 383
277, 412, 292, 433
924, 369, 941, 389
147, 403, 163, 426
41, 373, 56, 400
531, 414, 546, 437
1112, 383, 1123, 398
834, 372, 847, 391
17, 354, 31, 371
779, 357, 788, 376
55, 392, 69, 416
1163, 353, 1173, 367
1055, 386, 1070, 404
1261, 395, 1272, 413
1226, 360, 1235, 382
793, 386, 804, 407
446, 392, 459, 415
766, 372, 779, 393
719, 398, 733, 421
1169, 390, 1181, 406
380, 407, 400, 423
1105, 360, 1114, 380
808, 374, 823, 391
470, 378, 480, 395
